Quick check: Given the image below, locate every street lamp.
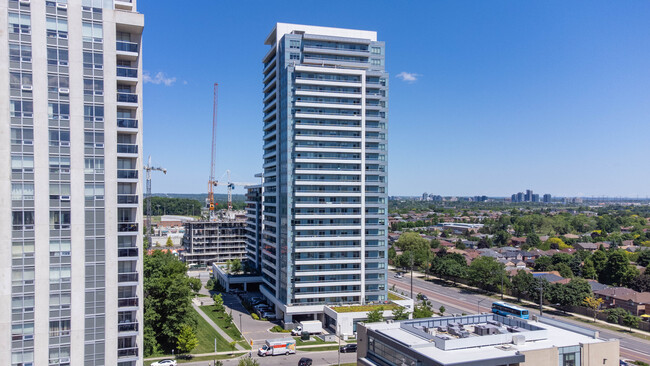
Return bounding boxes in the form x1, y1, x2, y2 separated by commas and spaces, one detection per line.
239, 314, 243, 337
338, 324, 341, 366
477, 298, 486, 314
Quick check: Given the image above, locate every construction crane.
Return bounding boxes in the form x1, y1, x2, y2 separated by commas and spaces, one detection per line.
224, 169, 255, 211
144, 155, 166, 248
207, 83, 219, 216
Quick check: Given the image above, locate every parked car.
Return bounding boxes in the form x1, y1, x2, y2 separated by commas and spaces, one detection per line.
298, 357, 313, 366
340, 344, 357, 353
261, 311, 276, 320
151, 360, 177, 366
394, 273, 403, 278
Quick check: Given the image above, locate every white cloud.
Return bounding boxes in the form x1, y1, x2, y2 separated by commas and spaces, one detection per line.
143, 71, 177, 86
396, 71, 420, 83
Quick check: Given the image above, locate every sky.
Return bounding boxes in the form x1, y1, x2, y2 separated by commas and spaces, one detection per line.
139, 0, 650, 198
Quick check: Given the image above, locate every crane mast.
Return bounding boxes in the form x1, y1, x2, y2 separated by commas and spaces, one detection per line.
208, 83, 219, 216
143, 155, 166, 248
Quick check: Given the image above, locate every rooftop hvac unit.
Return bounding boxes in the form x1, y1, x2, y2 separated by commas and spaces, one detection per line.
512, 335, 525, 345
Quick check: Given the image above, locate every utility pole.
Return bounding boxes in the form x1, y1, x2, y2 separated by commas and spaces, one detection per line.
538, 283, 544, 317
410, 252, 414, 300
338, 324, 341, 366
501, 274, 504, 300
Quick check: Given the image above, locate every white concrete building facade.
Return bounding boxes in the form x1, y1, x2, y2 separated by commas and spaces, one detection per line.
260, 23, 389, 324
0, 1, 144, 365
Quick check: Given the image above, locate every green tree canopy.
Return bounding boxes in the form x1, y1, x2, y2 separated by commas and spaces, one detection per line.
467, 256, 507, 291
176, 324, 198, 354
366, 307, 384, 323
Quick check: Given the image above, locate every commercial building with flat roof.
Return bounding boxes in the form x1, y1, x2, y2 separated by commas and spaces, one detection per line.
357, 314, 619, 366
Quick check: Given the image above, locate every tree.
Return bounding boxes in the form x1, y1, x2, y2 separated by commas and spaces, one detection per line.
430, 239, 440, 249
413, 301, 433, 318
552, 278, 592, 307
467, 256, 507, 291
583, 296, 604, 322
623, 313, 640, 331
526, 233, 541, 247
631, 274, 650, 292
439, 306, 446, 315
604, 307, 629, 324
213, 293, 225, 313
165, 236, 173, 247
511, 270, 534, 301
431, 256, 467, 283
176, 324, 198, 354
455, 241, 466, 250
396, 232, 431, 267
546, 237, 567, 250
599, 250, 632, 286
230, 258, 242, 274
533, 256, 553, 272
554, 263, 574, 278
591, 249, 608, 277
494, 230, 511, 247
238, 358, 261, 366
637, 250, 650, 267
391, 306, 409, 321
366, 307, 384, 323
225, 310, 234, 326
189, 277, 202, 293
581, 259, 597, 280
144, 250, 197, 356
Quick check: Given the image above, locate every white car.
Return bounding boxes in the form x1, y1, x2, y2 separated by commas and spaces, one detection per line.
151, 360, 177, 366
394, 273, 403, 278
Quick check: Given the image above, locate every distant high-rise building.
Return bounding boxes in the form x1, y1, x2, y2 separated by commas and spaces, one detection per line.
422, 192, 428, 201
259, 23, 388, 323
525, 189, 533, 202
543, 194, 552, 203
532, 194, 539, 203
1, 1, 144, 364
516, 192, 524, 203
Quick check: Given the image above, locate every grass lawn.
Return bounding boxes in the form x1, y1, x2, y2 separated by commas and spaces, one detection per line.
294, 336, 336, 346
570, 316, 650, 341
191, 307, 238, 353
144, 353, 245, 366
388, 292, 408, 301
331, 303, 400, 313
300, 345, 340, 352
198, 305, 247, 344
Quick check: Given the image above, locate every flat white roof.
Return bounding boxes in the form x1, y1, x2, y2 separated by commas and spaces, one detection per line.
265, 23, 377, 46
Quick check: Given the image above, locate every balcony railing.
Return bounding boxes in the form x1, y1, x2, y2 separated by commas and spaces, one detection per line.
118, 222, 138, 232
118, 272, 139, 282
118, 194, 138, 204
117, 347, 138, 357
117, 118, 138, 128
118, 297, 138, 307
117, 93, 138, 103
116, 41, 138, 53
117, 67, 137, 78
118, 322, 139, 332
117, 169, 138, 179
117, 144, 138, 154
118, 247, 139, 257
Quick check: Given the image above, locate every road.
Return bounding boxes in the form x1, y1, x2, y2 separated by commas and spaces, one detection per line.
176, 350, 357, 366
389, 274, 650, 364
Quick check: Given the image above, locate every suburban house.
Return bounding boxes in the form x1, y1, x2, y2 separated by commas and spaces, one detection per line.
594, 287, 650, 316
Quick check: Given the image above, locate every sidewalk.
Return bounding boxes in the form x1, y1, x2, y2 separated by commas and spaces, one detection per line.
392, 266, 650, 336
193, 303, 246, 351
145, 350, 246, 362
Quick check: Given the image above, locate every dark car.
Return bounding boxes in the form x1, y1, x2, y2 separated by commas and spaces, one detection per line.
298, 357, 313, 366
340, 344, 358, 353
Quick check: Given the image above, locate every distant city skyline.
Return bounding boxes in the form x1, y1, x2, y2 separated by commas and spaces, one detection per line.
140, 1, 650, 197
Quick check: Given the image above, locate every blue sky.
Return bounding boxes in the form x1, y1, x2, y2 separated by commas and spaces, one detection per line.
140, 0, 650, 197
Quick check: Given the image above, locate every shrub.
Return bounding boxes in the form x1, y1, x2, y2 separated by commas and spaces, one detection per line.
251, 313, 259, 320
270, 325, 290, 332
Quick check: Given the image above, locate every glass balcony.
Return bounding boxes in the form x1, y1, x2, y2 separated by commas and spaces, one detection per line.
118, 222, 138, 232
117, 347, 138, 357
117, 169, 138, 179
117, 93, 137, 103
118, 322, 138, 332
118, 297, 138, 307
117, 119, 138, 128
118, 194, 138, 204
117, 144, 138, 154
117, 67, 138, 78
116, 41, 138, 53
118, 272, 139, 282
118, 248, 138, 257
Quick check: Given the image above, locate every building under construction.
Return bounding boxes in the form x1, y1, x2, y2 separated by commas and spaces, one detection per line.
180, 212, 248, 266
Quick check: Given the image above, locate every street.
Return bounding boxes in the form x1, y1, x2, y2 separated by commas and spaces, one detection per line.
176, 350, 357, 366
389, 273, 650, 363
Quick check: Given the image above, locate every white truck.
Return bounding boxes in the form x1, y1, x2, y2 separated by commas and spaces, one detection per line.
258, 338, 296, 357
291, 320, 323, 336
